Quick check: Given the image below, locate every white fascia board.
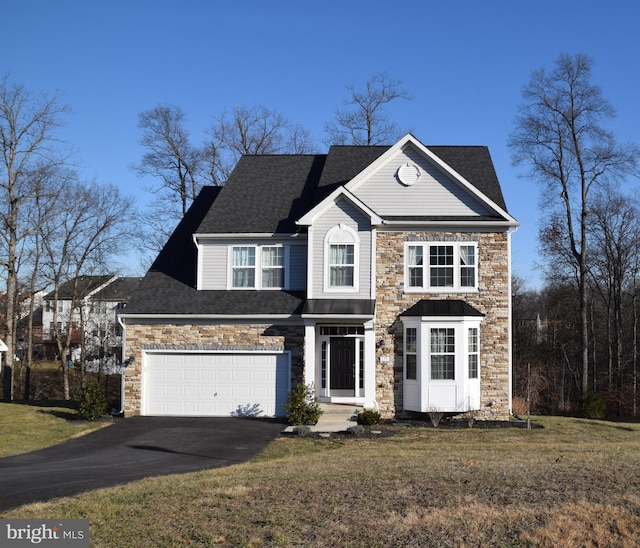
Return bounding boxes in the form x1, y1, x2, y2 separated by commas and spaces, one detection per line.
194, 232, 306, 241
296, 187, 382, 226
400, 315, 484, 324
301, 314, 375, 321
382, 219, 520, 229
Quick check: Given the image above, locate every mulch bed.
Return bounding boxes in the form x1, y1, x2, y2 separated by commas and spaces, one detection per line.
283, 416, 540, 439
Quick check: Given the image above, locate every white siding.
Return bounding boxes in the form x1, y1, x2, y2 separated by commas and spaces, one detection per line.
352, 146, 495, 217
311, 197, 372, 298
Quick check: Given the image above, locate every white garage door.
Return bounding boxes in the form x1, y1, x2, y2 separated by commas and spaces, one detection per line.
143, 352, 290, 417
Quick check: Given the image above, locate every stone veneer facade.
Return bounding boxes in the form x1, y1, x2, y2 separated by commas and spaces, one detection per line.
123, 230, 511, 421
123, 322, 305, 416
373, 230, 512, 421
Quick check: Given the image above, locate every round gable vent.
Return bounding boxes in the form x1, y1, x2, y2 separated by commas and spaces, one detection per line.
397, 162, 421, 186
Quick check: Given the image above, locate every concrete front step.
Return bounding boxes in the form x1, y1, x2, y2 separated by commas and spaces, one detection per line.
284, 403, 362, 433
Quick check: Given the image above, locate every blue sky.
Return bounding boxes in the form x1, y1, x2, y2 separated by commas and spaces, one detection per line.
3, 1, 639, 286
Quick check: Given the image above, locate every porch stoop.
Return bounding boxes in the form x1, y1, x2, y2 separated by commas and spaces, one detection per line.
284, 403, 362, 433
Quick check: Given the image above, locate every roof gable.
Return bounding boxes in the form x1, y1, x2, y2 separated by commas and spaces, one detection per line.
342, 134, 514, 223
297, 186, 383, 226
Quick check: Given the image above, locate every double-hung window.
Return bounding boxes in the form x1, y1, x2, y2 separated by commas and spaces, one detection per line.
232, 246, 256, 288
468, 327, 479, 379
405, 327, 417, 380
430, 328, 455, 380
325, 224, 359, 292
231, 245, 286, 289
406, 242, 477, 291
329, 244, 355, 287
261, 246, 284, 288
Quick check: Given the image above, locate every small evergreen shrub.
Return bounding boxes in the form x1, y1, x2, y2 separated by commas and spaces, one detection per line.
292, 425, 311, 436
581, 391, 606, 419
357, 408, 381, 425
283, 383, 323, 425
78, 381, 109, 421
346, 424, 365, 436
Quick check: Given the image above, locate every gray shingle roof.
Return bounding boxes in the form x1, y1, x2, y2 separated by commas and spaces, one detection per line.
400, 300, 484, 317
126, 143, 509, 316
45, 275, 115, 300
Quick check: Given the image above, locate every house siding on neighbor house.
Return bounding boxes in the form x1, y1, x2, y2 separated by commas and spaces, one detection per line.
121, 134, 517, 420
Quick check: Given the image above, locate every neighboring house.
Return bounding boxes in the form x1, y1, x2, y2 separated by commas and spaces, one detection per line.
42, 275, 141, 368
121, 133, 519, 419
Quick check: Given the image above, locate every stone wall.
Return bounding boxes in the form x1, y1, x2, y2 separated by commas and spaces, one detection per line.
122, 321, 304, 416
374, 230, 512, 420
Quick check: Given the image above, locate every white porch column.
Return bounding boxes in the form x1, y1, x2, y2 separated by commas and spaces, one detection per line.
363, 320, 376, 408
303, 321, 316, 388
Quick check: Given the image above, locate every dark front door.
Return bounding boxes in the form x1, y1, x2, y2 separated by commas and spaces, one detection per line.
330, 337, 356, 391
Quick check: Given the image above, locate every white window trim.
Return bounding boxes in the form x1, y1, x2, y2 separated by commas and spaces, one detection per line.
323, 224, 360, 293
404, 241, 479, 293
228, 244, 289, 290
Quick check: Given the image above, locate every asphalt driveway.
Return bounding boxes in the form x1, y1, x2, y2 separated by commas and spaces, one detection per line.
0, 416, 285, 513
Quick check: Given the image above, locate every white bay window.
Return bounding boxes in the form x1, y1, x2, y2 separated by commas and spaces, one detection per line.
401, 301, 483, 413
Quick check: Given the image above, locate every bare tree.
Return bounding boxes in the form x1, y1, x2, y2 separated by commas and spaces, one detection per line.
324, 72, 412, 146
509, 53, 639, 396
207, 104, 315, 184
132, 104, 206, 216
0, 75, 70, 400
38, 180, 134, 400
587, 190, 640, 399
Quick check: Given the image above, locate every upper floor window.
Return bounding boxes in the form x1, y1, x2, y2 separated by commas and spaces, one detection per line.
232, 246, 256, 288
406, 242, 477, 292
324, 224, 359, 292
262, 246, 284, 288
230, 245, 287, 289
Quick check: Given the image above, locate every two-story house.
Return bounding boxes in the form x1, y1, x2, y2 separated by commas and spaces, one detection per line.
42, 275, 140, 367
121, 134, 519, 419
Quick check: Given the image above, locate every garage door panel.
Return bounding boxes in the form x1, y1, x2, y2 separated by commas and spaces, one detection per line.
143, 352, 289, 417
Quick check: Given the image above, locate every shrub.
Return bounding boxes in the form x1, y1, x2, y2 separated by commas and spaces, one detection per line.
346, 424, 365, 436
357, 408, 381, 425
78, 381, 109, 421
283, 383, 323, 425
292, 425, 311, 436
512, 396, 529, 417
427, 407, 444, 428
581, 391, 607, 419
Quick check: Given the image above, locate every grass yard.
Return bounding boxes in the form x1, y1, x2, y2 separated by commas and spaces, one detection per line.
0, 402, 111, 457
2, 413, 640, 546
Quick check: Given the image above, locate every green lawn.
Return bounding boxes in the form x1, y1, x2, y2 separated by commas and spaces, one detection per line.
2, 409, 640, 546
0, 402, 111, 458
